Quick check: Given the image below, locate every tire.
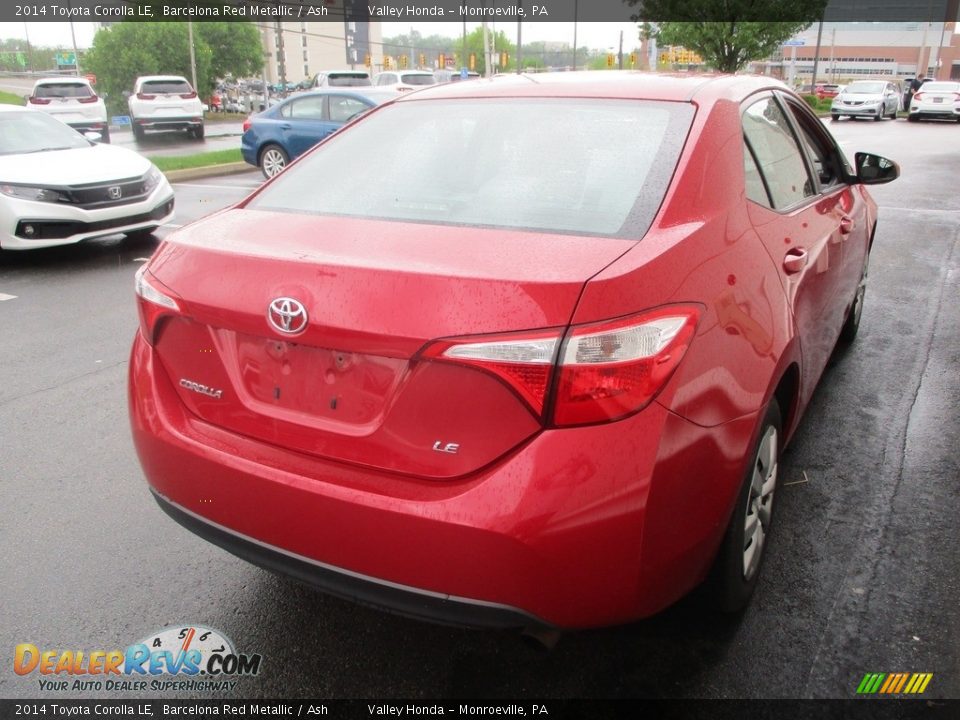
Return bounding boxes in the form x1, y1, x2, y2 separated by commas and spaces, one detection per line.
709, 399, 782, 613
874, 107, 883, 121
830, 114, 839, 122
259, 144, 289, 179
839, 253, 869, 345
132, 124, 145, 140
100, 127, 111, 144
888, 105, 897, 120
908, 114, 919, 123
190, 124, 205, 140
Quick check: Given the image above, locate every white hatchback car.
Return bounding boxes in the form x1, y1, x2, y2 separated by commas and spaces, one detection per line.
0, 106, 174, 251
908, 81, 960, 122
27, 77, 110, 142
128, 75, 205, 140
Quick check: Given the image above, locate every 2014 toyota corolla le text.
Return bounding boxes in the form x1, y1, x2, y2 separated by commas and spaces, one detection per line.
128, 72, 899, 631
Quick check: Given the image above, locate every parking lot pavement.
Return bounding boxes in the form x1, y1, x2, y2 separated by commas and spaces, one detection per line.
110, 122, 246, 157
0, 122, 957, 700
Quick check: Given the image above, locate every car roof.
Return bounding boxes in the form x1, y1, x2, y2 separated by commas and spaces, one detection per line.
277, 89, 383, 103
137, 75, 190, 83
392, 70, 788, 105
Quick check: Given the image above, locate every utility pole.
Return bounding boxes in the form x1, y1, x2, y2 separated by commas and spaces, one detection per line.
618, 30, 623, 70
482, 21, 490, 77
516, 6, 523, 73
68, 11, 80, 75
572, 0, 578, 70
188, 21, 198, 92
915, 0, 933, 79
23, 22, 33, 73
276, 21, 287, 90
811, 18, 824, 89
829, 28, 836, 81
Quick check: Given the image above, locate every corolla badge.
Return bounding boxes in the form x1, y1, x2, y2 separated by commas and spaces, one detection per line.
267, 297, 308, 335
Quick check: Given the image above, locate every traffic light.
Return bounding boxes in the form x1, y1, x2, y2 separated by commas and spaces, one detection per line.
399, 55, 408, 69
629, 52, 637, 67
419, 53, 426, 68
606, 53, 615, 68
364, 53, 371, 68
438, 53, 446, 69
500, 52, 508, 68
469, 53, 476, 71
384, 56, 392, 69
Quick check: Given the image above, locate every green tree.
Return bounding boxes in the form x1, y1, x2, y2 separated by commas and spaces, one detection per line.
626, 0, 827, 72
195, 22, 263, 82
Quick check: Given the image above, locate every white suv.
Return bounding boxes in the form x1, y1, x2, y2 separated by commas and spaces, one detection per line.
373, 70, 436, 92
27, 77, 110, 142
128, 75, 204, 140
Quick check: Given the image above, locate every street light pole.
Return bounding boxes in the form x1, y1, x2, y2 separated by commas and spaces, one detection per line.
188, 21, 198, 92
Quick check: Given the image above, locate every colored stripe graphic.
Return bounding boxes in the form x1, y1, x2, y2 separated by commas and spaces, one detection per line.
857, 672, 932, 694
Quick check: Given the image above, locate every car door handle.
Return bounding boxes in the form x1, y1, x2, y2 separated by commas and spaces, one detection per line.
839, 216, 855, 235
783, 248, 808, 274
279, 123, 291, 130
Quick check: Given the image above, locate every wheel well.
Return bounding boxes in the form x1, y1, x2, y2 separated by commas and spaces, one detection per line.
258, 143, 284, 165
772, 364, 800, 442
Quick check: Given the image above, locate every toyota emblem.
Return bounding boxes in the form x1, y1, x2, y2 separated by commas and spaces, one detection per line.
267, 297, 308, 335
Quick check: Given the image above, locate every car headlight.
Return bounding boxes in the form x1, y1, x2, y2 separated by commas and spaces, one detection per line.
142, 166, 164, 194
0, 184, 66, 203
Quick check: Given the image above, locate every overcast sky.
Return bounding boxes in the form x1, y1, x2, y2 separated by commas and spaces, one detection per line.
0, 21, 642, 50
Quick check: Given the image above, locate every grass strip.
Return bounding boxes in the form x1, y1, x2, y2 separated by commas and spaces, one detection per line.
0, 90, 25, 106
149, 149, 244, 172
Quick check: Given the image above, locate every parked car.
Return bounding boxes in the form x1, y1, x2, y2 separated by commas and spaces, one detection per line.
240, 90, 390, 178
309, 70, 372, 88
908, 81, 960, 122
26, 77, 110, 143
128, 75, 204, 140
815, 83, 843, 100
0, 105, 174, 251
373, 70, 437, 92
433, 69, 482, 84
130, 73, 897, 632
830, 80, 900, 121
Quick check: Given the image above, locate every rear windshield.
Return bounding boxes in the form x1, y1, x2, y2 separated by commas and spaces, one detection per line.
400, 74, 435, 86
34, 83, 94, 99
249, 98, 693, 237
326, 74, 371, 87
923, 82, 959, 93
142, 80, 192, 94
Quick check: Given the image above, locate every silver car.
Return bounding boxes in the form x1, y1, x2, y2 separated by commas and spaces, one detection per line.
831, 80, 900, 121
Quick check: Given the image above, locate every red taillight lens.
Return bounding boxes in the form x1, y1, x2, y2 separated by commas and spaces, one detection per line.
242, 117, 252, 132
135, 265, 181, 345
180, 92, 197, 99
136, 93, 156, 100
77, 94, 99, 104
28, 96, 51, 105
552, 305, 701, 427
913, 92, 924, 101
422, 329, 561, 416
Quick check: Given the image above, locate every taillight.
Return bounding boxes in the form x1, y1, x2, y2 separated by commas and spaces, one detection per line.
422, 329, 561, 416
28, 96, 51, 105
136, 93, 156, 100
242, 116, 252, 132
180, 92, 197, 99
78, 94, 99, 104
913, 92, 924, 102
552, 306, 701, 426
422, 304, 701, 426
135, 265, 181, 345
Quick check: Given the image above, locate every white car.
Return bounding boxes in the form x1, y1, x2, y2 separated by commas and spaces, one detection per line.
0, 106, 174, 251
372, 70, 436, 92
27, 77, 110, 143
128, 75, 204, 140
908, 81, 960, 122
309, 70, 372, 88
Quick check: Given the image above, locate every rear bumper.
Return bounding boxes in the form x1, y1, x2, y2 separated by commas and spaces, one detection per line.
909, 105, 960, 118
129, 332, 758, 628
135, 116, 203, 131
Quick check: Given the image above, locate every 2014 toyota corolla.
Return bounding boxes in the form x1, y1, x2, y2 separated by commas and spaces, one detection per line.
129, 73, 898, 631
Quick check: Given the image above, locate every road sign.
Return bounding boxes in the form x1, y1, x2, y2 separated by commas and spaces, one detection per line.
55, 51, 77, 67
782, 39, 806, 46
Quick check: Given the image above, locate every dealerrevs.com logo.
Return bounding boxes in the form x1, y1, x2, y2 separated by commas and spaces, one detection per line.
14, 625, 263, 693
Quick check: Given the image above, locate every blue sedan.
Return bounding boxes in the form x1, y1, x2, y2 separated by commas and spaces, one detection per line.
241, 90, 388, 178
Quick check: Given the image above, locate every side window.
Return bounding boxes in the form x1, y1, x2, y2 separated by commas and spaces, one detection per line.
744, 143, 772, 208
786, 103, 839, 188
289, 95, 325, 120
329, 96, 370, 123
742, 97, 815, 209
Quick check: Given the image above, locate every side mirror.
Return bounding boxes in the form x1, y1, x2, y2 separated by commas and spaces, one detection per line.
855, 152, 899, 185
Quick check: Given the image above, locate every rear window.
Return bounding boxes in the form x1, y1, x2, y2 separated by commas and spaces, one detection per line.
923, 82, 959, 93
400, 74, 435, 86
142, 80, 193, 94
248, 98, 693, 237
326, 73, 371, 87
34, 83, 93, 99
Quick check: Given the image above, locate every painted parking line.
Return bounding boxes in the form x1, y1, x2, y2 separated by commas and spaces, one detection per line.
0, 293, 17, 301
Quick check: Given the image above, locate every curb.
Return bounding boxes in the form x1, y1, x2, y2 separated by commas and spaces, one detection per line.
163, 162, 254, 183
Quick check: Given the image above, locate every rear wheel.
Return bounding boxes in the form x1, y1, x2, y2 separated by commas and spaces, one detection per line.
908, 114, 919, 122
830, 113, 839, 121
189, 124, 205, 140
709, 399, 782, 613
839, 253, 869, 345
132, 124, 145, 140
100, 128, 111, 143
259, 144, 289, 179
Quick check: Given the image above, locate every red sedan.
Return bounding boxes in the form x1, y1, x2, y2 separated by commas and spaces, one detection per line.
129, 72, 898, 631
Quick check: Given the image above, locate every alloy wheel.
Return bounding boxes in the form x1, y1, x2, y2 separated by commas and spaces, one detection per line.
742, 425, 778, 581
